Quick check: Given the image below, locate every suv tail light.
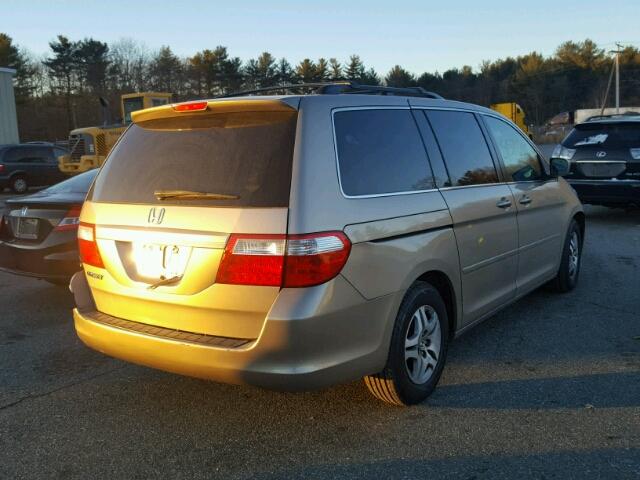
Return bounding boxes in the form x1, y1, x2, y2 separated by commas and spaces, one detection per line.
216, 232, 351, 288
54, 205, 82, 231
78, 222, 104, 268
0, 164, 4, 173
551, 145, 576, 161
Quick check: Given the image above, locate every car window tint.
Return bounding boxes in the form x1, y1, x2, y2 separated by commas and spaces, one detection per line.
564, 122, 640, 148
42, 169, 98, 194
426, 110, 498, 186
4, 148, 23, 162
4, 147, 49, 163
485, 116, 543, 182
334, 109, 434, 196
91, 111, 297, 207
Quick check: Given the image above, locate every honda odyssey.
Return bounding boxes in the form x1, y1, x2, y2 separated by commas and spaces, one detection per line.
70, 82, 584, 405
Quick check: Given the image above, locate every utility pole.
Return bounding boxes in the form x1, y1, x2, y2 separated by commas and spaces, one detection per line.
614, 43, 622, 113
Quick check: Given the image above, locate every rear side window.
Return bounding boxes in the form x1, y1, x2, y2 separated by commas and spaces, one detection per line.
427, 110, 498, 186
564, 122, 640, 148
91, 110, 297, 207
334, 109, 434, 196
5, 146, 52, 163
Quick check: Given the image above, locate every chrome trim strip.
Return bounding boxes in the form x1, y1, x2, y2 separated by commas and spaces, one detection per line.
96, 225, 228, 249
518, 234, 561, 254
462, 248, 519, 274
438, 182, 504, 191
574, 160, 626, 164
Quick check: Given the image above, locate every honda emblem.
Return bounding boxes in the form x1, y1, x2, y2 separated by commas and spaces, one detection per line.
148, 207, 165, 225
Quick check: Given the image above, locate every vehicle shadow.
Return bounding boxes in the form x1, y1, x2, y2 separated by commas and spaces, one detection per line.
429, 371, 640, 410
247, 448, 640, 480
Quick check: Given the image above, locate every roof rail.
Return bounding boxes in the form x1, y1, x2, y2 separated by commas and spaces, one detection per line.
585, 111, 640, 122
217, 81, 443, 99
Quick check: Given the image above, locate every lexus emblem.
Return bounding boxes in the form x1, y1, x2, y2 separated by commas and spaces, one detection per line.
148, 207, 165, 224
596, 151, 607, 158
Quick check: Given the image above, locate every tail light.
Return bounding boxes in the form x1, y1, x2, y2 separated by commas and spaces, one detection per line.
54, 205, 82, 231
77, 222, 104, 268
0, 164, 4, 173
216, 232, 351, 288
551, 145, 576, 161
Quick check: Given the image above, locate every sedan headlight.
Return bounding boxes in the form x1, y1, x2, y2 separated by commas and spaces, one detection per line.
551, 144, 576, 160
630, 148, 640, 160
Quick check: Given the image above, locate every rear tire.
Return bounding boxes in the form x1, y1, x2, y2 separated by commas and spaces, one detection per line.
549, 219, 582, 293
10, 175, 28, 194
364, 282, 449, 406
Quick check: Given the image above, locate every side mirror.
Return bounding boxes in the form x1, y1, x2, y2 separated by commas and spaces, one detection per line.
549, 158, 570, 177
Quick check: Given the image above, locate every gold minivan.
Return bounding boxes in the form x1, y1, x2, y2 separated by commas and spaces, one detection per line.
71, 83, 584, 405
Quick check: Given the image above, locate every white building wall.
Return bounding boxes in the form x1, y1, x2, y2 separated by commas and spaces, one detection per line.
0, 67, 20, 144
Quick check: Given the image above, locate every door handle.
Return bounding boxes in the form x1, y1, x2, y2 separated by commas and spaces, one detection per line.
496, 197, 512, 209
519, 195, 532, 205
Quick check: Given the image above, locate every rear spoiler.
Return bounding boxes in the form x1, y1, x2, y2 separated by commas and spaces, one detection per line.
131, 98, 299, 124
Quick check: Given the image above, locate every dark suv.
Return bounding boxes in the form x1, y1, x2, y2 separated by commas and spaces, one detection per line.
0, 144, 69, 193
552, 115, 640, 207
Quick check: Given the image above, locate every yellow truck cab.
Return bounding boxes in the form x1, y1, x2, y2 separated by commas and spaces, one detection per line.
490, 102, 532, 138
58, 92, 172, 175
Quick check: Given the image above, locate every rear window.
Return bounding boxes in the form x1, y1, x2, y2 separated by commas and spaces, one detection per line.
564, 122, 640, 148
43, 169, 98, 194
334, 109, 434, 196
90, 110, 297, 207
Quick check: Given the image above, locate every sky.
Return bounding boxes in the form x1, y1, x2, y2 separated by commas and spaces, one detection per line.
3, 0, 639, 75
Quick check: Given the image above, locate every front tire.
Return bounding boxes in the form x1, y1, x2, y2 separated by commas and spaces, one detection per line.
364, 282, 449, 406
549, 219, 582, 293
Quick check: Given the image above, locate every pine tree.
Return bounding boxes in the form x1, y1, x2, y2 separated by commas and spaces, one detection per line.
385, 65, 415, 87
296, 58, 317, 83
43, 35, 79, 129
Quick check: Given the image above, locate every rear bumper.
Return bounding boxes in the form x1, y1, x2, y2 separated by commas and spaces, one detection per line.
0, 240, 80, 280
567, 179, 640, 206
73, 273, 400, 391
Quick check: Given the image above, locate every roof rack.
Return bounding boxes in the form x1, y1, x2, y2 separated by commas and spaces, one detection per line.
217, 81, 443, 99
586, 111, 640, 122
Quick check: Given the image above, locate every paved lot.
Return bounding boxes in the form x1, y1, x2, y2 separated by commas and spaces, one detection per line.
0, 200, 639, 479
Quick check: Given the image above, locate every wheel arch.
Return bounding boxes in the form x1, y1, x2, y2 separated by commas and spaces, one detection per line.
573, 211, 585, 244
414, 270, 457, 339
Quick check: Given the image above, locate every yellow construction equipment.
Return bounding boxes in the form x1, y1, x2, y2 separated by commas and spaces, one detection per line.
490, 102, 532, 138
58, 92, 172, 174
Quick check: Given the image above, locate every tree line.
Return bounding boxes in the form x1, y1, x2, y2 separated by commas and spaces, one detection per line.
1, 33, 640, 142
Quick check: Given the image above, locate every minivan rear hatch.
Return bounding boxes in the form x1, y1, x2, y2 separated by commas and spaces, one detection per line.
82, 98, 299, 340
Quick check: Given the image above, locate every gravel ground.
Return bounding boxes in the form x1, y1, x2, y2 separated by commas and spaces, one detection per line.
0, 202, 638, 479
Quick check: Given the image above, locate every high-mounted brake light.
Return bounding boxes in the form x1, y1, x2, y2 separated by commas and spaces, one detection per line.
172, 101, 208, 112
78, 222, 104, 268
55, 205, 82, 231
215, 232, 351, 288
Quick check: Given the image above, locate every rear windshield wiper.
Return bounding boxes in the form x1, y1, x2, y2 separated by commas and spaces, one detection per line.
154, 190, 240, 201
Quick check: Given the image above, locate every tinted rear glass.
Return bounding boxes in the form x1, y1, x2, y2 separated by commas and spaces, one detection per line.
564, 122, 640, 148
90, 110, 297, 207
42, 169, 98, 194
427, 110, 498, 186
334, 109, 434, 196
